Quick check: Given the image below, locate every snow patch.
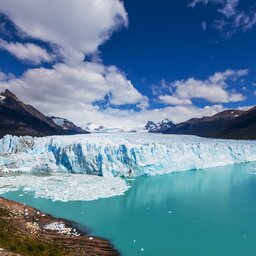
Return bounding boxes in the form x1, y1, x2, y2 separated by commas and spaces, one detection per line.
0, 95, 6, 103
52, 118, 65, 127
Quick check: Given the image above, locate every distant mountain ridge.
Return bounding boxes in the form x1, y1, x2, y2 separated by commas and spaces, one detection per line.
145, 108, 256, 139
0, 89, 89, 137
145, 119, 175, 133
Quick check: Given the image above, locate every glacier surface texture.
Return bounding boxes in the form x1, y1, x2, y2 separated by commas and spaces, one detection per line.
0, 133, 256, 177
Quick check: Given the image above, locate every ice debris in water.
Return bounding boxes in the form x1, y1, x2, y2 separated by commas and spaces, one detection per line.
0, 174, 129, 201
0, 133, 256, 177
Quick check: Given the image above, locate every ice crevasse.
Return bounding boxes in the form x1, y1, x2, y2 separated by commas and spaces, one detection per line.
0, 133, 256, 177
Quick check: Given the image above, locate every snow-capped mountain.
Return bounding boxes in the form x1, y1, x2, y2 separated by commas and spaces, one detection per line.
145, 119, 175, 133
164, 108, 256, 140
0, 89, 89, 138
145, 107, 256, 139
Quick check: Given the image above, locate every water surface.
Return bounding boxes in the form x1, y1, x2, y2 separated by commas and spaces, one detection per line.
2, 162, 256, 256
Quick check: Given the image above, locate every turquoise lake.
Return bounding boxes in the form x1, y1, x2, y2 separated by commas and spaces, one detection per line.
2, 162, 256, 256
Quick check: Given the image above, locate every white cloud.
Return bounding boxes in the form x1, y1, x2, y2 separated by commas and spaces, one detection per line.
190, 0, 256, 35
0, 39, 54, 64
158, 69, 247, 105
152, 79, 173, 96
94, 104, 225, 127
219, 0, 239, 18
0, 62, 147, 117
159, 95, 192, 105
236, 105, 254, 111
0, 0, 128, 64
105, 66, 147, 106
201, 21, 207, 30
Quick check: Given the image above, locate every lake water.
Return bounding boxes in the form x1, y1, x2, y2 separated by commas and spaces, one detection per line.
2, 162, 256, 256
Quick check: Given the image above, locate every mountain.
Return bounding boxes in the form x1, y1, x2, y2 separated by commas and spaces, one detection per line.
145, 119, 175, 133
219, 107, 256, 139
0, 89, 89, 137
49, 116, 87, 135
163, 108, 256, 140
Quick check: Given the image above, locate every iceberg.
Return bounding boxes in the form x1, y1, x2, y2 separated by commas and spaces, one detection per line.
0, 133, 256, 177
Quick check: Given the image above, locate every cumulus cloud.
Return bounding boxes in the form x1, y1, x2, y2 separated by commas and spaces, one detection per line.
0, 39, 54, 64
158, 69, 247, 105
92, 104, 225, 127
159, 95, 192, 105
0, 0, 128, 64
0, 62, 147, 115
105, 66, 147, 106
190, 0, 256, 36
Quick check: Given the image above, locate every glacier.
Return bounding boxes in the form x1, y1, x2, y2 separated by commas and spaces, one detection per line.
0, 133, 256, 177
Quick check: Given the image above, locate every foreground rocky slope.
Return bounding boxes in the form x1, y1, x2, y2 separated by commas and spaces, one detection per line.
0, 197, 118, 256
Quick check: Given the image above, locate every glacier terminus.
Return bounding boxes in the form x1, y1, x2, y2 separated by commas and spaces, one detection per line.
1, 133, 256, 177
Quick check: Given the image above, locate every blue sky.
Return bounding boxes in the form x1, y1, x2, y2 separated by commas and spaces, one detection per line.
0, 0, 255, 127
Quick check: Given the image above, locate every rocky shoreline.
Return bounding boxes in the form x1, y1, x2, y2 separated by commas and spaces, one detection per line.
0, 197, 119, 256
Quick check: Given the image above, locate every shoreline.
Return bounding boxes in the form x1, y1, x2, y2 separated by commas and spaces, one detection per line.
0, 196, 119, 256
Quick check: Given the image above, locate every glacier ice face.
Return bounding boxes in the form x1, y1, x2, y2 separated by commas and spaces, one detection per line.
0, 133, 256, 177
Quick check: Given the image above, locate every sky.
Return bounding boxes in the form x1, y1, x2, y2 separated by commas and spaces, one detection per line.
0, 0, 255, 128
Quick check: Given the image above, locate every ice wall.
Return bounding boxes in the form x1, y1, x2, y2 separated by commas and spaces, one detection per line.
0, 133, 256, 177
